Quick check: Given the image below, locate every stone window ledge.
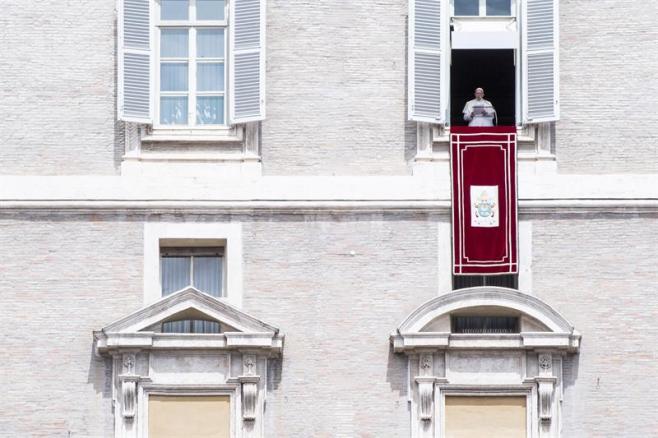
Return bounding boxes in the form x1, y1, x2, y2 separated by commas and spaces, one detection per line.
141, 126, 244, 143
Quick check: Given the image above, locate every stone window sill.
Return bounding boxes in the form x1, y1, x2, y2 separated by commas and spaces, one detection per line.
141, 126, 244, 143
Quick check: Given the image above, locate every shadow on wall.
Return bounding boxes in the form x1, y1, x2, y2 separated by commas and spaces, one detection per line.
267, 357, 283, 392
403, 15, 419, 166
113, 15, 126, 172
386, 343, 409, 397
87, 344, 113, 398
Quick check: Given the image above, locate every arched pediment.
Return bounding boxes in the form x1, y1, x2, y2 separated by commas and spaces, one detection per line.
391, 287, 580, 353
94, 287, 283, 355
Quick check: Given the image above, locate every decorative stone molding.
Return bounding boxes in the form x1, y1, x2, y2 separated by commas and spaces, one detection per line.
94, 288, 283, 438
121, 376, 139, 419
416, 353, 435, 421
537, 377, 556, 422
240, 376, 260, 421
391, 287, 580, 438
240, 353, 260, 421
417, 378, 435, 421
537, 352, 555, 423
391, 287, 581, 353
538, 353, 553, 374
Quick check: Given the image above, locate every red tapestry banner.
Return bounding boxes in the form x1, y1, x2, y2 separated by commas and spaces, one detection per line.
451, 126, 518, 275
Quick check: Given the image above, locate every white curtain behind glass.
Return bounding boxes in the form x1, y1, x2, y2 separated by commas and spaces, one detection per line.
161, 255, 222, 296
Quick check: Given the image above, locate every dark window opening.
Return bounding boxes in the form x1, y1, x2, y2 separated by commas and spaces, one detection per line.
453, 274, 518, 290
162, 319, 221, 333
451, 315, 520, 333
450, 49, 516, 126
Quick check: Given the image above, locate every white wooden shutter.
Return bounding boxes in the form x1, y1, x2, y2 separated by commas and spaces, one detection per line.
522, 0, 559, 123
408, 0, 447, 124
229, 0, 266, 124
118, 0, 152, 123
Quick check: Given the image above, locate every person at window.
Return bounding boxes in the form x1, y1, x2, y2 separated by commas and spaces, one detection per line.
463, 87, 496, 127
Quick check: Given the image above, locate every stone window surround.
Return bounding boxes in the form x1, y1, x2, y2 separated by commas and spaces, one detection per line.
392, 287, 580, 438
94, 287, 283, 438
144, 222, 243, 307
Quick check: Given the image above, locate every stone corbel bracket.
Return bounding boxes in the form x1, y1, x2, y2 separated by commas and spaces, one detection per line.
120, 375, 140, 419
239, 354, 260, 421
416, 376, 437, 421
239, 376, 260, 421
536, 352, 557, 423
537, 376, 557, 422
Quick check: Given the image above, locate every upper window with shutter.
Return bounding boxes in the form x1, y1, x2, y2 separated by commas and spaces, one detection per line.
117, 0, 265, 127
408, 0, 559, 126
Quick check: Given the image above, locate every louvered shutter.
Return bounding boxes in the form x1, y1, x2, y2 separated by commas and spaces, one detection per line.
408, 0, 447, 124
229, 0, 266, 123
522, 0, 559, 123
118, 0, 152, 123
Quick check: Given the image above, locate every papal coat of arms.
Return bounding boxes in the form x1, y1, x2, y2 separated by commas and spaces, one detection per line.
470, 185, 499, 227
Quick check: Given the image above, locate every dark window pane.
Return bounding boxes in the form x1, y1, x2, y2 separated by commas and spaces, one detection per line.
452, 316, 520, 333
162, 319, 221, 333
453, 274, 518, 290
486, 0, 511, 16
454, 0, 479, 16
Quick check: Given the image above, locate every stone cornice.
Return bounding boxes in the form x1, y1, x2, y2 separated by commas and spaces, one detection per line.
1, 174, 657, 213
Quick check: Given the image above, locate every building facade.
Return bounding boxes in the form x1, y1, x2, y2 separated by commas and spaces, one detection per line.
0, 0, 657, 437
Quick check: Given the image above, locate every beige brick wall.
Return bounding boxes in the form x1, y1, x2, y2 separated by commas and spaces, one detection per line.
0, 1, 122, 175
261, 0, 416, 175
0, 217, 143, 437
532, 215, 658, 436
242, 213, 440, 436
557, 0, 658, 174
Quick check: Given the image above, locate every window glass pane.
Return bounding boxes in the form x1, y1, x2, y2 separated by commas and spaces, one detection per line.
454, 0, 479, 15
160, 96, 188, 124
193, 256, 222, 295
160, 63, 188, 91
162, 320, 189, 332
197, 0, 225, 20
197, 29, 225, 58
452, 316, 520, 333
161, 0, 189, 20
197, 63, 224, 91
161, 256, 191, 294
162, 319, 221, 333
196, 96, 224, 125
160, 28, 189, 58
486, 0, 511, 16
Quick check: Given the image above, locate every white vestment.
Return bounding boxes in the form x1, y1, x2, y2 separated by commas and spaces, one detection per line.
463, 98, 496, 127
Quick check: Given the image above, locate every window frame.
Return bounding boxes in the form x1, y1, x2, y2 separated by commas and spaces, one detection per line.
451, 0, 517, 17
153, 0, 229, 129
144, 222, 243, 307
160, 246, 225, 297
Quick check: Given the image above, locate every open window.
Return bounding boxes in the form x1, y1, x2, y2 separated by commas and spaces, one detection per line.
118, 0, 266, 126
408, 0, 559, 126
94, 287, 283, 438
391, 287, 580, 437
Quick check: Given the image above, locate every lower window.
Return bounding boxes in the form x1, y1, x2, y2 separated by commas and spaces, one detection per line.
445, 396, 526, 438
160, 246, 224, 297
148, 395, 230, 438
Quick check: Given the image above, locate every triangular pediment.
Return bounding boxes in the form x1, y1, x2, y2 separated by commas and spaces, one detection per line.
101, 287, 278, 334
94, 288, 283, 355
